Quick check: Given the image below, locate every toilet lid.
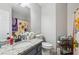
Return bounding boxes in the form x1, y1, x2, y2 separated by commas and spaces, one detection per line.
42, 42, 53, 47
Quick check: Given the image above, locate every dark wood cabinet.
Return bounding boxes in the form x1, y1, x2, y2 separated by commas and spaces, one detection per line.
18, 43, 42, 55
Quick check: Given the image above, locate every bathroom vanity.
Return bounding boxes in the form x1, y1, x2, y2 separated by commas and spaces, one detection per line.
19, 42, 42, 55
0, 39, 43, 55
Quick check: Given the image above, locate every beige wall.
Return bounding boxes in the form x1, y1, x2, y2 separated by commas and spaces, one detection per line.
56, 3, 67, 40
67, 3, 79, 36
30, 3, 41, 33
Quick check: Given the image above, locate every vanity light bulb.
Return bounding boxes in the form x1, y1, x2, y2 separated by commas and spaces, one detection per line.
20, 3, 30, 7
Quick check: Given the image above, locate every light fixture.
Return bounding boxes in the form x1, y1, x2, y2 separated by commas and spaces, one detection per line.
19, 3, 30, 8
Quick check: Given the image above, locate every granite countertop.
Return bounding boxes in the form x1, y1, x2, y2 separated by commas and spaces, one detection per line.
0, 38, 43, 55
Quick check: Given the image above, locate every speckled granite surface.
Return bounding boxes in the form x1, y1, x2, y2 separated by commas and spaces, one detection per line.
0, 39, 43, 55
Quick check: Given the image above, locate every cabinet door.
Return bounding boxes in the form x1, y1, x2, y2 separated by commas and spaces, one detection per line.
0, 9, 9, 41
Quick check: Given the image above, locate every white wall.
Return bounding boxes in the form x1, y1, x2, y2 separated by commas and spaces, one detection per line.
67, 3, 79, 36
56, 3, 67, 40
41, 3, 56, 49
0, 3, 12, 35
0, 9, 10, 41
30, 3, 41, 33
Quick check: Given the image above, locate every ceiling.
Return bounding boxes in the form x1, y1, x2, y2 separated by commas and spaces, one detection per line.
38, 3, 51, 7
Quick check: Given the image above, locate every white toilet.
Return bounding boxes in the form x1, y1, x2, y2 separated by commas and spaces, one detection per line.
42, 42, 53, 55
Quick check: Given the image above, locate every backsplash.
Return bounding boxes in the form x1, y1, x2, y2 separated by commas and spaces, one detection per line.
0, 33, 8, 41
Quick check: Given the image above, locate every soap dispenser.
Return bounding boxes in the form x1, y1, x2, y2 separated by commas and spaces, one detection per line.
9, 36, 14, 45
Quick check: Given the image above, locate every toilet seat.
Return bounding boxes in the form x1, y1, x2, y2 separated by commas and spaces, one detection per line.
42, 42, 53, 49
